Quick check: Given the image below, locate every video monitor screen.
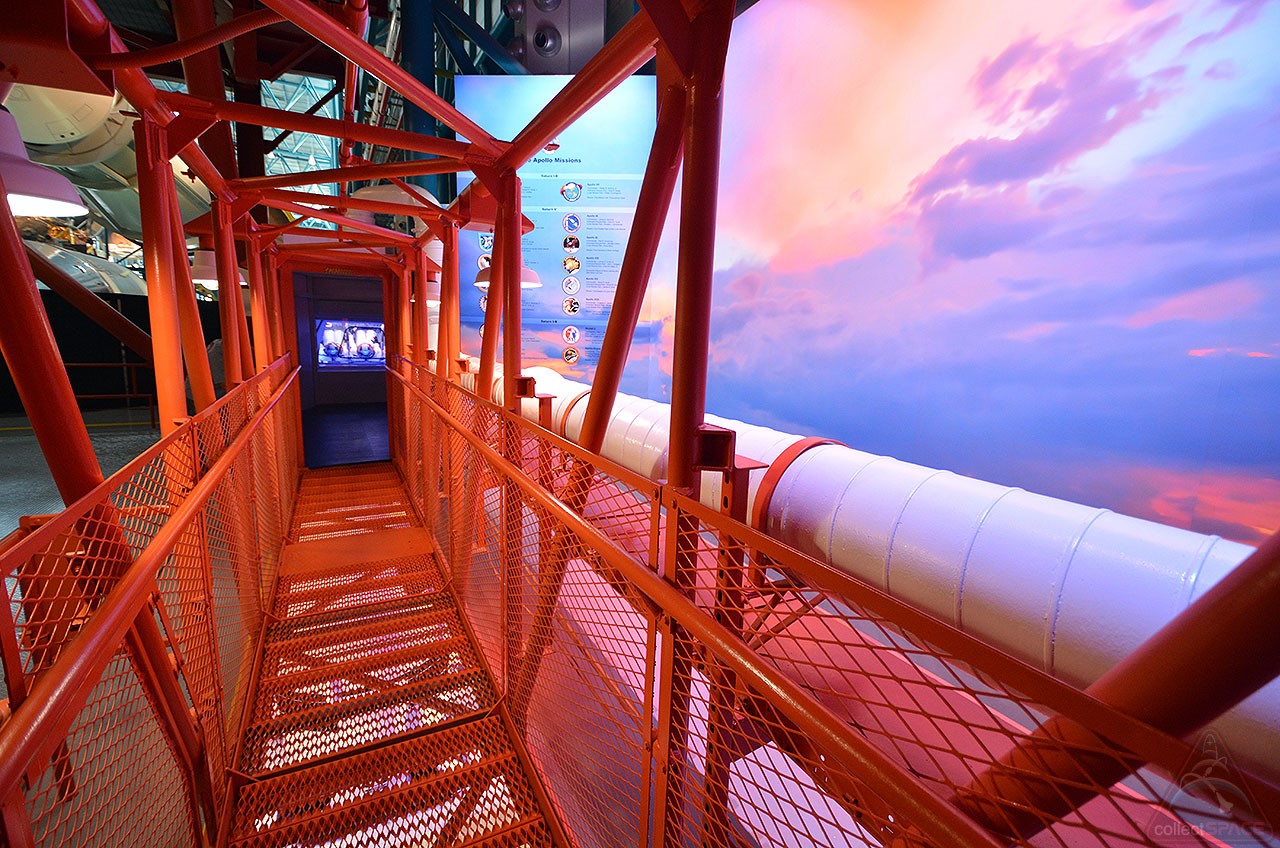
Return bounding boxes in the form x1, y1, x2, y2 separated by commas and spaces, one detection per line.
316, 319, 386, 369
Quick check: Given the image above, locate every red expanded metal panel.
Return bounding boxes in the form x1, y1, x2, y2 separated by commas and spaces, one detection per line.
387, 362, 1280, 848
238, 553, 498, 776
0, 358, 301, 846
229, 716, 550, 847
272, 553, 445, 619
22, 651, 197, 848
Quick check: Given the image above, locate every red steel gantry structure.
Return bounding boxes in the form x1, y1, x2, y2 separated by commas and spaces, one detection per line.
0, 1, 1279, 846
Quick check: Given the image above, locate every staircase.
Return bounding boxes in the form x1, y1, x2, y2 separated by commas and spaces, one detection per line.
222, 464, 557, 847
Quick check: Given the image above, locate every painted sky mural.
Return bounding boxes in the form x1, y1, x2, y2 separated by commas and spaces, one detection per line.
505, 0, 1280, 545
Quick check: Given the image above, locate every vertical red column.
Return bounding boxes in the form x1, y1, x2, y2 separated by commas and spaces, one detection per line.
167, 197, 217, 409
398, 262, 413, 363
666, 2, 734, 493
501, 173, 523, 412
134, 117, 190, 434
412, 245, 428, 367
265, 248, 287, 360
246, 238, 273, 371
213, 200, 244, 387
438, 222, 460, 381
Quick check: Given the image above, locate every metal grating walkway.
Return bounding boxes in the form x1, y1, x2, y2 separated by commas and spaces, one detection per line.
225, 464, 555, 847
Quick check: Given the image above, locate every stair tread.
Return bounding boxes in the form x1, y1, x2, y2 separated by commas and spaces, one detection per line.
272, 553, 446, 620
230, 715, 549, 847
267, 592, 454, 642
240, 667, 496, 775
261, 602, 470, 676
251, 637, 482, 727
231, 469, 556, 844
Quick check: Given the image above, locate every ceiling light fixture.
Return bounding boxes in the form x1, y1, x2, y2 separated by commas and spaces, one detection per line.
474, 265, 541, 290
0, 109, 88, 218
190, 248, 247, 291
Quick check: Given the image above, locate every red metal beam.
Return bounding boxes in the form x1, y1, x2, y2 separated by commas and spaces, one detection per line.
134, 118, 191, 432
0, 187, 104, 504
24, 245, 154, 364
213, 200, 244, 386
256, 188, 456, 237
499, 14, 659, 171
159, 91, 474, 161
476, 202, 505, 398
169, 195, 218, 410
667, 2, 733, 491
959, 528, 1280, 839
438, 223, 460, 380
577, 83, 685, 451
168, 0, 241, 179
246, 237, 273, 372
89, 8, 281, 71
257, 0, 504, 155
66, 0, 234, 202
501, 174, 523, 411
230, 157, 470, 192
255, 197, 415, 243
637, 0, 692, 74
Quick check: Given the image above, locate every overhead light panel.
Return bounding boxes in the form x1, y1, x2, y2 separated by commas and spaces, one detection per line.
190, 248, 247, 290
0, 109, 88, 218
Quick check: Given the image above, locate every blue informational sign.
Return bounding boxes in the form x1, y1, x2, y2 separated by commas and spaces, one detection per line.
455, 75, 657, 379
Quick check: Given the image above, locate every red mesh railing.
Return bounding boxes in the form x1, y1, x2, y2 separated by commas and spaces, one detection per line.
0, 358, 301, 846
388, 360, 1280, 848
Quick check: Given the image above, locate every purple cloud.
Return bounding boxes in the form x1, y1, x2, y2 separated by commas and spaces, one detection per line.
975, 37, 1047, 100
1184, 0, 1270, 52
918, 190, 1050, 262
913, 41, 1177, 201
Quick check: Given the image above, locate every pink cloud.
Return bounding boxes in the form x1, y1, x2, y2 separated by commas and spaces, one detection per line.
1125, 279, 1261, 328
1137, 467, 1280, 545
712, 0, 1175, 276
1007, 321, 1066, 341
1188, 346, 1276, 358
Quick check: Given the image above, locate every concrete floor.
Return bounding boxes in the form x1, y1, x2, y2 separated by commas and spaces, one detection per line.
0, 406, 159, 537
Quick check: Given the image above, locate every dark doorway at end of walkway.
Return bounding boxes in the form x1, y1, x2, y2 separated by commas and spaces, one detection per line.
302, 403, 390, 468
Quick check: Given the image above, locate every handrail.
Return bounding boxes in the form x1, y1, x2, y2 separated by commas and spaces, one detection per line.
407, 359, 1280, 819
0, 357, 291, 575
390, 367, 1005, 848
0, 366, 299, 800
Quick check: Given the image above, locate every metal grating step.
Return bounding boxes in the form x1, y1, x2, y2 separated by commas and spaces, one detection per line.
289, 465, 418, 543
260, 602, 474, 680
230, 718, 550, 847
273, 553, 446, 619
267, 592, 454, 644
239, 667, 496, 775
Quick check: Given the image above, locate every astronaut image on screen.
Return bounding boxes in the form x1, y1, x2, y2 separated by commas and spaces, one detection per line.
317, 320, 387, 368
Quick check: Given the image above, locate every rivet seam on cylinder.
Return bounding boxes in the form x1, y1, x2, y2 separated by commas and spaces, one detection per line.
1044, 507, 1111, 676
